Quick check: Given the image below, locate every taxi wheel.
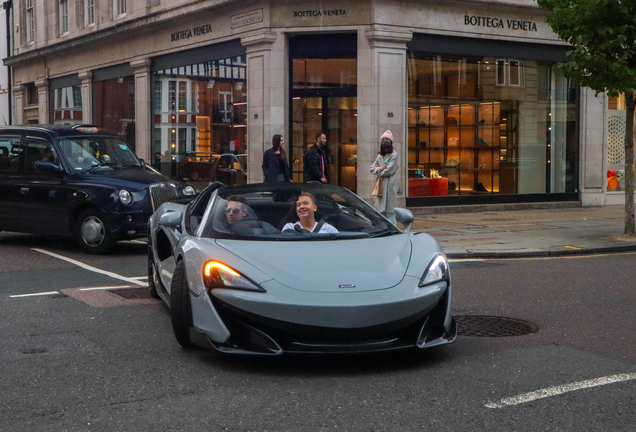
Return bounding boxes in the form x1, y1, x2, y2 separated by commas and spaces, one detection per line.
170, 260, 194, 348
74, 208, 114, 254
147, 237, 159, 299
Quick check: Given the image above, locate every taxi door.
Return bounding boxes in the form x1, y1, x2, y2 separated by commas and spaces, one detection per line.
18, 137, 71, 235
0, 135, 23, 232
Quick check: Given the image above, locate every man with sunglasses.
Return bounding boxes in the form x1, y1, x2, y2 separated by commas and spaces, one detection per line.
225, 196, 248, 225
223, 195, 278, 235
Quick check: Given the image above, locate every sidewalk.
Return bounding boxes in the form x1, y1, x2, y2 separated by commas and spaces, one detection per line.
410, 205, 636, 258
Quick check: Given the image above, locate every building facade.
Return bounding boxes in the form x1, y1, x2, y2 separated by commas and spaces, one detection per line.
4, 0, 618, 207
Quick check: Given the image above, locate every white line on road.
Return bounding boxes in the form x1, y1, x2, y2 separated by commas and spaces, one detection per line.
32, 248, 147, 286
79, 285, 132, 291
486, 373, 636, 409
10, 291, 60, 298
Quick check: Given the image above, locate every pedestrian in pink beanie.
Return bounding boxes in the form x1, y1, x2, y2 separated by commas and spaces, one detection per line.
369, 130, 399, 225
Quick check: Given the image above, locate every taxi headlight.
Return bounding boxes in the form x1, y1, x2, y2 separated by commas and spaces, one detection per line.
419, 255, 450, 287
183, 185, 196, 195
119, 189, 133, 205
203, 261, 265, 293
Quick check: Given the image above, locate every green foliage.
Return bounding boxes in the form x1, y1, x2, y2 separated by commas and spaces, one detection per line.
537, 0, 636, 96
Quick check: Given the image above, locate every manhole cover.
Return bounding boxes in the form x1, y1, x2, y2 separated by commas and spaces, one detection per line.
108, 288, 152, 300
455, 315, 538, 337
20, 348, 46, 354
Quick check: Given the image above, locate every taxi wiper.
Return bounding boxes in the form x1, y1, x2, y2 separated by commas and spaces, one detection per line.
87, 161, 117, 172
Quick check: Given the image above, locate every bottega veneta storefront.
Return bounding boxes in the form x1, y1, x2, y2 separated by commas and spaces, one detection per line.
7, 0, 611, 207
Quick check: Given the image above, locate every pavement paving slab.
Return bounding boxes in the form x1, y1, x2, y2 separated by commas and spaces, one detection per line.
411, 205, 636, 258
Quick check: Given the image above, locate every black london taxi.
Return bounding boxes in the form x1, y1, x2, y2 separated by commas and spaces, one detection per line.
0, 125, 196, 254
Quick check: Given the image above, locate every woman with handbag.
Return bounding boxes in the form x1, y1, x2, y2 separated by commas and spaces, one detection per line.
369, 130, 399, 225
262, 134, 291, 183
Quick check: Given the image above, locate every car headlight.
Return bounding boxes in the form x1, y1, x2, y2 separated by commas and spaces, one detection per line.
203, 261, 265, 293
183, 185, 196, 195
419, 254, 450, 287
119, 189, 133, 205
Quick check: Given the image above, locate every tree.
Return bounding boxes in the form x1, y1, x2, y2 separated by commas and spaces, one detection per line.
537, 0, 636, 235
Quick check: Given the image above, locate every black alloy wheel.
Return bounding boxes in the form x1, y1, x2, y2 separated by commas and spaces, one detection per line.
170, 260, 194, 348
74, 208, 114, 254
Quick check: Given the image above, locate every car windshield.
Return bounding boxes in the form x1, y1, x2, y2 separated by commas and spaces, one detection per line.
200, 184, 400, 241
57, 136, 140, 171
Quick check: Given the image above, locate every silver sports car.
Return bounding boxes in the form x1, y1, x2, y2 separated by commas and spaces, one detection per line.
148, 182, 456, 354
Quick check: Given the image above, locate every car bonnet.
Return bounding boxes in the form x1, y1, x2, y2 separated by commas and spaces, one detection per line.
215, 236, 412, 293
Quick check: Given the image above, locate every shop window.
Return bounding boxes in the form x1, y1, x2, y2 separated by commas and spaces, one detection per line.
85, 0, 95, 26
92, 76, 135, 151
26, 0, 35, 44
607, 92, 627, 190
50, 85, 83, 124
59, 0, 69, 35
407, 54, 579, 199
151, 55, 247, 186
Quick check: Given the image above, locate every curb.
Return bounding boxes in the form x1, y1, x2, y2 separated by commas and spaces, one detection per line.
446, 244, 636, 259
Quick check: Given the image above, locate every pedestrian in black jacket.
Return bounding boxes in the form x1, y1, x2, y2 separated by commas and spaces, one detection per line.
262, 134, 291, 183
303, 132, 328, 183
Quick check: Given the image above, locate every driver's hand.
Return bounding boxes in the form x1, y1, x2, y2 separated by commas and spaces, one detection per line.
321, 177, 328, 183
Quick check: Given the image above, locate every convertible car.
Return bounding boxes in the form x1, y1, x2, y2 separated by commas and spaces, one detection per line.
148, 182, 456, 354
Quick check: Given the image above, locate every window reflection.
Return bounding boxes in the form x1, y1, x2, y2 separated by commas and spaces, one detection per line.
50, 86, 83, 124
151, 56, 248, 188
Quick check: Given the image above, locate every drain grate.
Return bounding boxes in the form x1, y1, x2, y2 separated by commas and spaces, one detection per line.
455, 315, 538, 337
108, 288, 152, 300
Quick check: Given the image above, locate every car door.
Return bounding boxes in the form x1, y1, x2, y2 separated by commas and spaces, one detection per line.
0, 134, 24, 232
18, 137, 72, 235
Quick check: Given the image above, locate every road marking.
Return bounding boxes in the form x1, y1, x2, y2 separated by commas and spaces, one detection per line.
131, 276, 147, 280
564, 246, 581, 250
32, 248, 147, 286
486, 373, 636, 409
79, 285, 132, 291
10, 291, 59, 298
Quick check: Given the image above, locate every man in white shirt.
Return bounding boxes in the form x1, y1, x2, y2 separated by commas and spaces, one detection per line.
282, 192, 339, 234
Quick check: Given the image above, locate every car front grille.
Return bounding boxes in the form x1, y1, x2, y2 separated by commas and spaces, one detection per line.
149, 183, 180, 211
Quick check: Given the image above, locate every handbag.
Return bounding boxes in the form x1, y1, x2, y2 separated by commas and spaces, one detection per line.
372, 176, 383, 197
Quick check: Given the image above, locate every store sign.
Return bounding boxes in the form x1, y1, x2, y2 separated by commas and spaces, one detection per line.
231, 9, 263, 29
171, 23, 213, 42
293, 9, 347, 17
464, 15, 538, 32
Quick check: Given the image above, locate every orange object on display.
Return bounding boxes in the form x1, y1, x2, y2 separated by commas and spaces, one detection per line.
409, 178, 449, 197
608, 176, 619, 189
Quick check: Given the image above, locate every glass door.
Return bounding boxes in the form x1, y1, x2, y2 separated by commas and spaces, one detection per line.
291, 96, 357, 192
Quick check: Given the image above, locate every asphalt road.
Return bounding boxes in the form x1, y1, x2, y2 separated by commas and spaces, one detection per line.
1, 232, 635, 431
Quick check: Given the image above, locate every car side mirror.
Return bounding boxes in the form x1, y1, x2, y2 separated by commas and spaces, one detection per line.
34, 161, 63, 173
138, 158, 146, 168
158, 210, 183, 228
393, 207, 414, 232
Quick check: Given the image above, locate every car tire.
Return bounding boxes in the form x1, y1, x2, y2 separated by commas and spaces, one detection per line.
170, 260, 194, 348
147, 236, 159, 299
74, 208, 114, 254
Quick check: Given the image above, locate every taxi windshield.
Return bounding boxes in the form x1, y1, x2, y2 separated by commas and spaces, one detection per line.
200, 184, 400, 241
57, 136, 140, 171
